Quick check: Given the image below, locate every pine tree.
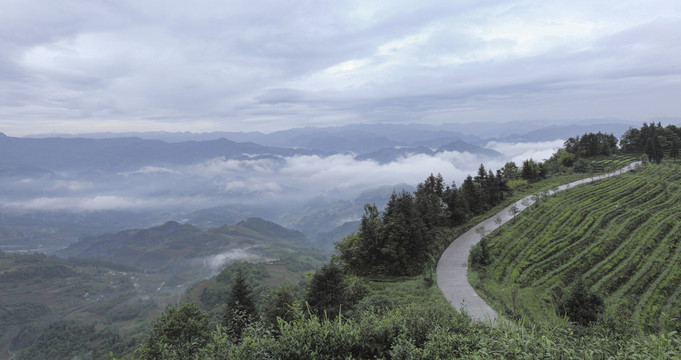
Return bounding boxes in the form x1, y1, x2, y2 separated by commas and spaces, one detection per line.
264, 284, 296, 329
222, 270, 257, 340
460, 175, 478, 214
444, 182, 467, 226
382, 191, 427, 275
138, 303, 211, 360
559, 277, 604, 326
306, 262, 349, 319
671, 140, 679, 161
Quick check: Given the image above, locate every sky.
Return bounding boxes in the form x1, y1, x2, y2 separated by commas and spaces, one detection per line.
1, 0, 680, 136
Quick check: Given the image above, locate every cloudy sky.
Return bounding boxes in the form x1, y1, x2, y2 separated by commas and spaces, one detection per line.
1, 0, 680, 136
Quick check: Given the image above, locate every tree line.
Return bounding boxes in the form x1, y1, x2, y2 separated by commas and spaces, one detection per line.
336, 163, 515, 277
620, 122, 681, 162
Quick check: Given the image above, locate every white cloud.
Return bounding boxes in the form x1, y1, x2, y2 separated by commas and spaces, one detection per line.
204, 248, 260, 273
1, 141, 563, 212
120, 166, 179, 176
486, 140, 565, 164
0, 1, 679, 135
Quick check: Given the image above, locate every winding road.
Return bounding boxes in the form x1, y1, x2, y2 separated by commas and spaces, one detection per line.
436, 162, 641, 322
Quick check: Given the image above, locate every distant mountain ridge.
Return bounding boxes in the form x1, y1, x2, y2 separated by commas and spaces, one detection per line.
501, 123, 635, 142
355, 140, 501, 164
0, 135, 319, 173
24, 121, 639, 147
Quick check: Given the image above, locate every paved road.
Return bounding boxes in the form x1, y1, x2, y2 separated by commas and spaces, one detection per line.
436, 162, 641, 322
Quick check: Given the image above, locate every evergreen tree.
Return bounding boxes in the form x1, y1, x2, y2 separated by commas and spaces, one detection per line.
654, 135, 664, 163
415, 173, 448, 230
645, 137, 656, 163
336, 204, 384, 276
521, 159, 538, 181
620, 127, 642, 152
443, 182, 467, 226
501, 161, 519, 180
138, 303, 211, 360
559, 277, 604, 326
264, 284, 297, 329
306, 262, 349, 319
382, 190, 428, 275
671, 139, 679, 161
460, 175, 478, 214
222, 270, 257, 340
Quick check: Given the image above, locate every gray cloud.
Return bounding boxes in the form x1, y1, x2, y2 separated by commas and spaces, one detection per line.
0, 1, 680, 135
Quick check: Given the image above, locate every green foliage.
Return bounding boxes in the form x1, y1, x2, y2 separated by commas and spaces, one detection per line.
9, 324, 42, 352
473, 162, 681, 332
216, 262, 269, 285
0, 302, 50, 326
469, 237, 490, 270
105, 300, 155, 322
16, 320, 95, 360
521, 158, 546, 182
263, 284, 298, 329
305, 262, 353, 319
185, 298, 681, 359
352, 294, 397, 315
620, 122, 681, 163
381, 190, 428, 275
564, 132, 618, 157
337, 168, 511, 277
199, 285, 230, 308
507, 178, 528, 188
196, 300, 474, 360
222, 271, 258, 340
0, 263, 76, 282
559, 277, 604, 326
137, 303, 212, 360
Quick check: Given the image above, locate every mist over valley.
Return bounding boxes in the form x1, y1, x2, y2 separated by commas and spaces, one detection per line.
0, 122, 630, 253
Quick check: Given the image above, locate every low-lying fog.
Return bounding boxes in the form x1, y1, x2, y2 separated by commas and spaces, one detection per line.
1, 140, 561, 219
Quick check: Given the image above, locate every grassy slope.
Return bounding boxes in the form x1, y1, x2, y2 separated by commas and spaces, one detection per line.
471, 161, 681, 333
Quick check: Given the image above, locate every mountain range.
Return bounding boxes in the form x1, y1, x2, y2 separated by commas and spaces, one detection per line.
0, 121, 640, 253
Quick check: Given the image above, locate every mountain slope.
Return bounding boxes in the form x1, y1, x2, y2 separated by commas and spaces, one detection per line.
436, 140, 501, 158
58, 218, 312, 270
475, 162, 681, 332
0, 135, 317, 173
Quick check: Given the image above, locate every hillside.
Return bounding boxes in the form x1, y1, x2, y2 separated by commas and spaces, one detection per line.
0, 252, 153, 360
2, 217, 327, 360
473, 161, 681, 333
0, 135, 318, 174
59, 218, 314, 270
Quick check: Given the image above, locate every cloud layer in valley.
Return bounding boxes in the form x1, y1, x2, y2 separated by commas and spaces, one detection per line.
1, 140, 564, 214
1, 1, 680, 135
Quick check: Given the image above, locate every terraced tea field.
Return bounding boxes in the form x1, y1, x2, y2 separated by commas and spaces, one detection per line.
476, 162, 681, 332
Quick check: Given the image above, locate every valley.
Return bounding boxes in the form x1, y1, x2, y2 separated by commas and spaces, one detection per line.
0, 218, 327, 360
3, 123, 681, 358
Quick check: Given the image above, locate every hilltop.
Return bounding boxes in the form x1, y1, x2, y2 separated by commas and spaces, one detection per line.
58, 218, 314, 270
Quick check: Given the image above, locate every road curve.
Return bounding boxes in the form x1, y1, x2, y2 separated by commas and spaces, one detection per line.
436, 162, 641, 322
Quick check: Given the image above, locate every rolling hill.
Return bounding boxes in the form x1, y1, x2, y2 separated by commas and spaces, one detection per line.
58, 218, 315, 270
2, 217, 327, 359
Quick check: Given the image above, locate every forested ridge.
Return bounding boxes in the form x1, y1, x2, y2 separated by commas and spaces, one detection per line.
8, 122, 681, 359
